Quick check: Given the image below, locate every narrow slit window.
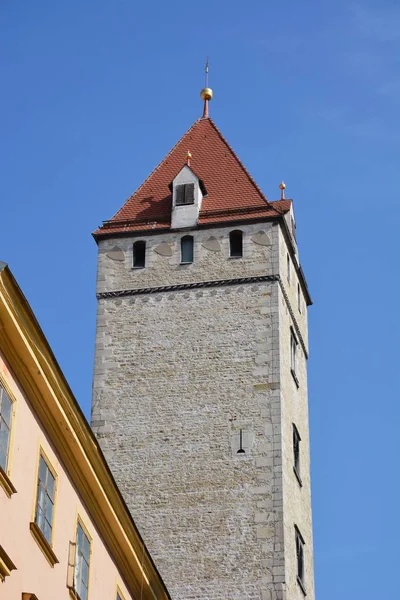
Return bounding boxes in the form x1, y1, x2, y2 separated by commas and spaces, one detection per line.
295, 527, 305, 592
290, 329, 298, 379
181, 236, 194, 264
287, 253, 290, 283
229, 230, 243, 258
133, 240, 146, 269
293, 424, 301, 481
0, 384, 13, 473
298, 283, 301, 313
34, 455, 56, 544
74, 522, 91, 600
175, 183, 195, 205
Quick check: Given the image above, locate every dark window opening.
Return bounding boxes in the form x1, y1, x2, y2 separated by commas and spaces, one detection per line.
293, 424, 301, 482
229, 230, 243, 258
298, 283, 301, 313
237, 429, 245, 454
133, 241, 146, 268
295, 527, 305, 593
181, 235, 194, 264
176, 183, 195, 206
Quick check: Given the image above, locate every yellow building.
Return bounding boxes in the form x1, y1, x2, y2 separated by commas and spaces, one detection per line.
0, 261, 170, 600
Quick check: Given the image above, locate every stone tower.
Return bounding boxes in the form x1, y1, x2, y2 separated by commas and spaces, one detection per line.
91, 90, 315, 600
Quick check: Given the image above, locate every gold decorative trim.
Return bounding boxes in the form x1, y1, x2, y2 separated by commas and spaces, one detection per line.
0, 544, 16, 582
0, 463, 17, 497
22, 594, 39, 600
29, 522, 59, 567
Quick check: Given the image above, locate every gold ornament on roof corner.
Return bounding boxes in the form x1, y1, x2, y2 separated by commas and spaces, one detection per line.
200, 87, 213, 101
279, 181, 286, 200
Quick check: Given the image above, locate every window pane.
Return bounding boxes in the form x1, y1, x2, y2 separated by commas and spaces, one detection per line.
1, 392, 12, 427
81, 558, 89, 585
43, 519, 52, 543
45, 497, 54, 524
39, 456, 47, 484
0, 447, 6, 471
80, 583, 88, 600
37, 483, 46, 509
36, 505, 44, 530
0, 421, 10, 456
181, 236, 193, 263
77, 524, 84, 550
47, 470, 56, 500
82, 534, 90, 562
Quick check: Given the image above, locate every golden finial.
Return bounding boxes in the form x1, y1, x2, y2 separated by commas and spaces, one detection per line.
186, 150, 192, 167
279, 181, 286, 200
200, 58, 213, 117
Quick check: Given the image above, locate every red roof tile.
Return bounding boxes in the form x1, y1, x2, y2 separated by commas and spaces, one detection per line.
94, 118, 291, 237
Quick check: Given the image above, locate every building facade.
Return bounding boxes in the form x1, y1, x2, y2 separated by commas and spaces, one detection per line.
91, 92, 315, 600
0, 262, 170, 600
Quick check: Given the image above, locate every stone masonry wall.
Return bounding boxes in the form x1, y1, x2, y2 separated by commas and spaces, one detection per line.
91, 219, 314, 600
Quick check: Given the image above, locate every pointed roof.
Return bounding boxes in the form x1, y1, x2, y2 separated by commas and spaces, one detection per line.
94, 117, 291, 237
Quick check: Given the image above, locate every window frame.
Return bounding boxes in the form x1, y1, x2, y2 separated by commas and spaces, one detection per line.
34, 451, 57, 547
295, 526, 306, 595
175, 183, 195, 206
0, 377, 17, 497
72, 517, 92, 600
132, 240, 146, 269
180, 235, 194, 264
290, 328, 299, 387
229, 230, 243, 259
292, 424, 302, 486
116, 586, 127, 600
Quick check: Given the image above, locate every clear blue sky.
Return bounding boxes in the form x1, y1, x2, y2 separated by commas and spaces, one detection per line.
2, 1, 399, 598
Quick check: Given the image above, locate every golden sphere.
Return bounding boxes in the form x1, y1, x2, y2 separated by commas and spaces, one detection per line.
200, 87, 213, 101
279, 181, 286, 190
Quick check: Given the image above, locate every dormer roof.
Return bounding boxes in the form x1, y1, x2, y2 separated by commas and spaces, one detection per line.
93, 118, 291, 237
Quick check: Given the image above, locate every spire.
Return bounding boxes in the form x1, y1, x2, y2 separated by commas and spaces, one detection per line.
200, 58, 213, 118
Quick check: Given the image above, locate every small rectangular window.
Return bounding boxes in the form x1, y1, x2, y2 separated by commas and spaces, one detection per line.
287, 253, 290, 283
229, 230, 243, 258
0, 384, 13, 473
290, 328, 299, 386
293, 424, 301, 484
176, 183, 195, 205
295, 526, 306, 593
35, 455, 56, 544
74, 522, 91, 600
133, 240, 146, 268
181, 236, 194, 264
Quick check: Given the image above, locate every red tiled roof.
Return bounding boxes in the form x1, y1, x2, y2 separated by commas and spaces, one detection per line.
94, 118, 291, 237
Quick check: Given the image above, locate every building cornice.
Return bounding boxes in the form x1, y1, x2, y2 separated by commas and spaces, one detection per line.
0, 265, 170, 600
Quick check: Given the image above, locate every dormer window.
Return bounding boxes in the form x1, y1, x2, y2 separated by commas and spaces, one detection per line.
176, 183, 195, 206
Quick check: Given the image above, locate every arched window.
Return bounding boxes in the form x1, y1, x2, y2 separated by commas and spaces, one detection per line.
229, 230, 243, 258
180, 235, 194, 264
133, 240, 146, 268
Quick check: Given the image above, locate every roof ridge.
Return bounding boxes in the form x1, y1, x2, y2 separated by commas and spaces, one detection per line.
110, 118, 203, 222
207, 118, 269, 204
